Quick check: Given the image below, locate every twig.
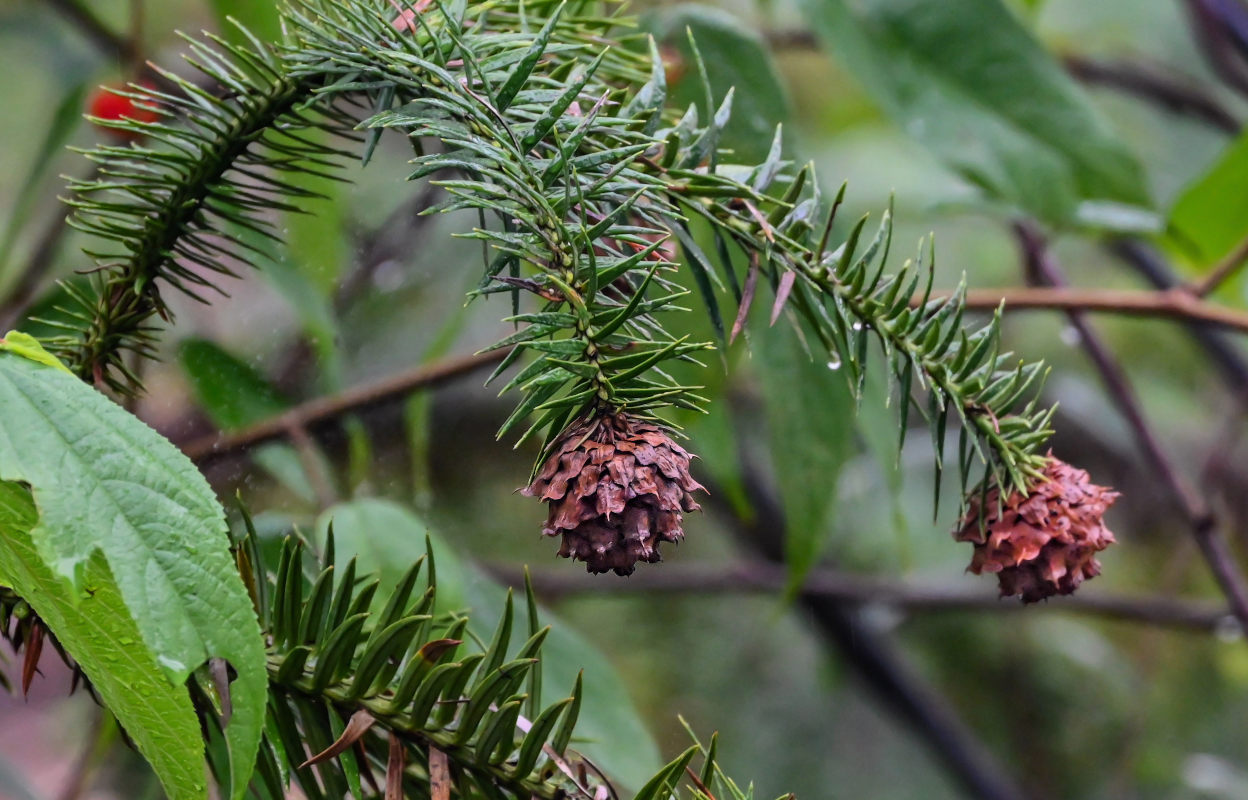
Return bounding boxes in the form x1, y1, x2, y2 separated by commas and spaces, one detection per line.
182, 348, 509, 463
272, 178, 444, 394
125, 0, 144, 73
1063, 54, 1240, 133
336, 183, 442, 310
1015, 222, 1248, 633
924, 285, 1248, 335
0, 209, 73, 331
1188, 231, 1248, 297
491, 564, 1231, 632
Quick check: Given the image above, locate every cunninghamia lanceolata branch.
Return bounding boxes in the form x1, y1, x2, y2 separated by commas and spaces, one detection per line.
218, 523, 752, 800
52, 0, 1113, 583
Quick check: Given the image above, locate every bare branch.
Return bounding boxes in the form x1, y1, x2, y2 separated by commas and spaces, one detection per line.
182, 349, 509, 463
925, 285, 1248, 335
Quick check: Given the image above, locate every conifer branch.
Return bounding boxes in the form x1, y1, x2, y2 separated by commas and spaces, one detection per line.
56, 0, 1054, 502
218, 525, 742, 800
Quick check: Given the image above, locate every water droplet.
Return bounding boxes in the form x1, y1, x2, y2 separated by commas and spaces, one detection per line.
158, 655, 188, 674
1060, 325, 1081, 346
851, 321, 863, 331
1216, 616, 1242, 643
826, 356, 842, 371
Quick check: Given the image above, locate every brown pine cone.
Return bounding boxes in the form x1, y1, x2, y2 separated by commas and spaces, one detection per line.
954, 456, 1119, 603
523, 412, 705, 575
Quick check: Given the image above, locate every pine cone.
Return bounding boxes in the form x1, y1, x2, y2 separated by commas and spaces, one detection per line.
954, 456, 1118, 603
523, 412, 704, 575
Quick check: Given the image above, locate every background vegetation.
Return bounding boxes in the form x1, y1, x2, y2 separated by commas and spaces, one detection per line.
3, 0, 1248, 798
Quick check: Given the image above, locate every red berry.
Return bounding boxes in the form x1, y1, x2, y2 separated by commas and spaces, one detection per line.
87, 82, 159, 141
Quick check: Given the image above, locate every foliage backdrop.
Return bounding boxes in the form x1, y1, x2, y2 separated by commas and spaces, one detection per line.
2, 0, 1248, 798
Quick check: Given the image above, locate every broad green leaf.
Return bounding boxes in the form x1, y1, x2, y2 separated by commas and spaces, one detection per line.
0, 481, 206, 800
1169, 131, 1248, 266
645, 4, 791, 163
314, 499, 662, 789
756, 320, 855, 589
801, 0, 1149, 223
0, 349, 265, 800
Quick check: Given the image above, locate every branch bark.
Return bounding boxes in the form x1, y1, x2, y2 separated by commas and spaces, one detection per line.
923, 285, 1248, 335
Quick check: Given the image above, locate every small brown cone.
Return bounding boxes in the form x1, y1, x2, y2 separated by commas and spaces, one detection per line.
523, 412, 704, 575
954, 456, 1119, 603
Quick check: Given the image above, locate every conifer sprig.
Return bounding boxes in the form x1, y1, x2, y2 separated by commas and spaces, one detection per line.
57, 0, 1052, 496
222, 524, 745, 800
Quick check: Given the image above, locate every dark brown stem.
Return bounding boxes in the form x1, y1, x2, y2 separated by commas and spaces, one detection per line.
125, 0, 145, 72
1015, 221, 1248, 633
336, 183, 442, 311
763, 29, 819, 50
182, 349, 509, 463
493, 564, 1231, 632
